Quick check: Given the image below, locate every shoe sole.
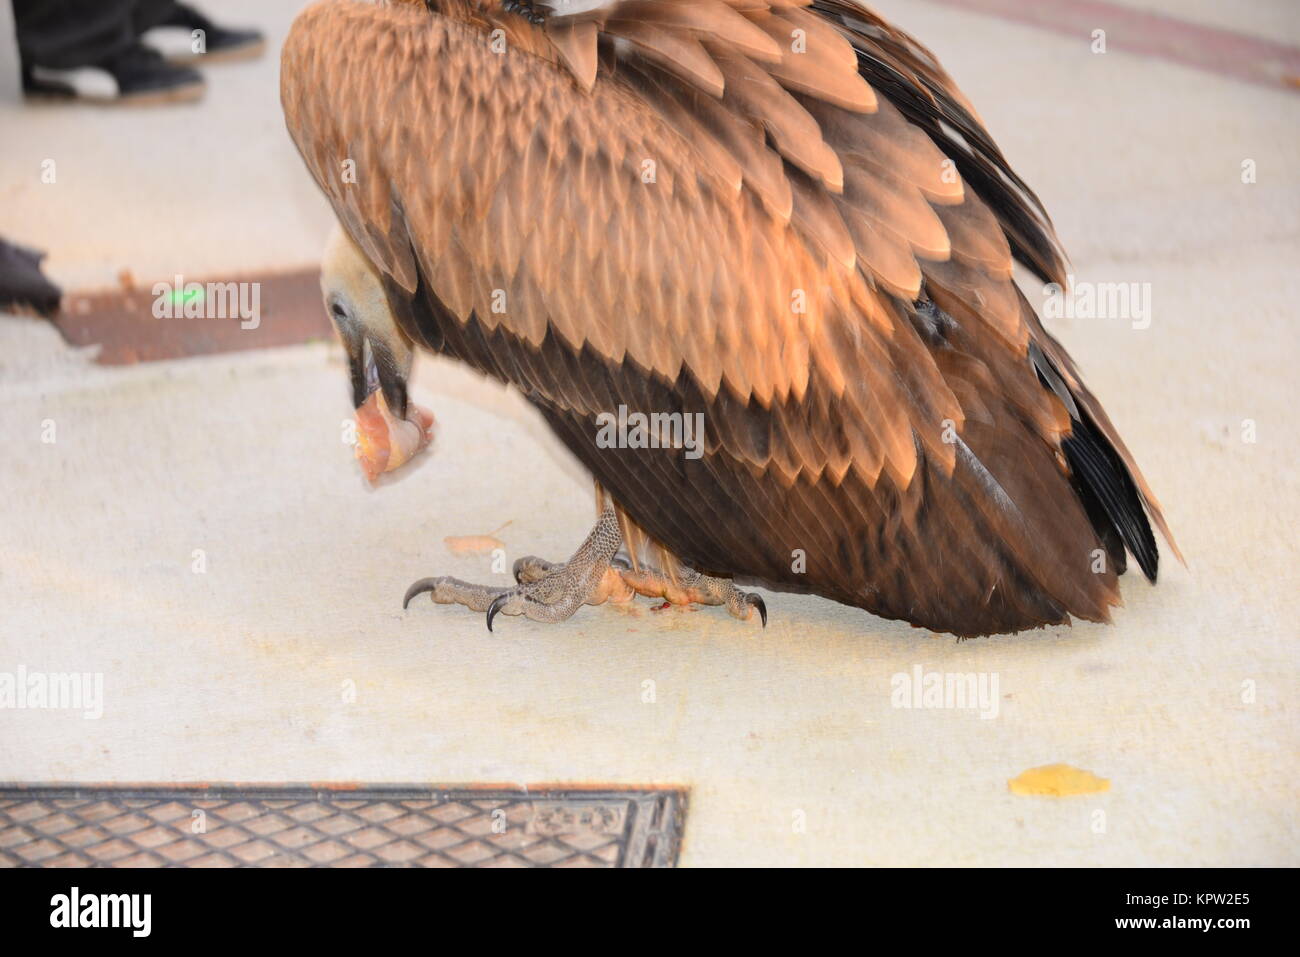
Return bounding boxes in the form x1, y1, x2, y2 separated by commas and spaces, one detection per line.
165, 38, 266, 67
24, 79, 205, 107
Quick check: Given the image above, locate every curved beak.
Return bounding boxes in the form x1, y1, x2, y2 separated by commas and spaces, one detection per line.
333, 302, 411, 420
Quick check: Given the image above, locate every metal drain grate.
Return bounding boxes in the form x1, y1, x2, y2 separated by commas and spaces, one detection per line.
0, 785, 686, 868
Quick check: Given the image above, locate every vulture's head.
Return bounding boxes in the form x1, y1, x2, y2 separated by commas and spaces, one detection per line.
320, 223, 434, 481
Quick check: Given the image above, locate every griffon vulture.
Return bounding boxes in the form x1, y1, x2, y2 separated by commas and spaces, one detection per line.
281, 0, 1178, 637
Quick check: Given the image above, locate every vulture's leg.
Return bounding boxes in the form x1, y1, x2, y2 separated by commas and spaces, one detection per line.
512, 555, 636, 603
615, 563, 768, 626
521, 552, 766, 625
403, 506, 628, 630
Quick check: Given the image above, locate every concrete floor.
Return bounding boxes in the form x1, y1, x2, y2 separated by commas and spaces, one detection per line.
1, 1, 1297, 866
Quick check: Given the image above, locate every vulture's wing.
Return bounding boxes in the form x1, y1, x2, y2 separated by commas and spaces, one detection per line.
282, 0, 1177, 636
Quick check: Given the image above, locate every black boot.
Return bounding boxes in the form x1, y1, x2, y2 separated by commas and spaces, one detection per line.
24, 41, 204, 105
144, 3, 265, 65
0, 241, 63, 318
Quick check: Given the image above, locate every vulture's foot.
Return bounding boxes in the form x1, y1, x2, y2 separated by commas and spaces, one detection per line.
501, 0, 547, 26
403, 505, 766, 628
404, 506, 627, 631
614, 562, 768, 626
516, 552, 765, 624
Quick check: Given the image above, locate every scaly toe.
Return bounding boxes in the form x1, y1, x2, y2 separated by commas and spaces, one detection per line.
404, 506, 628, 628
403, 576, 507, 612
513, 555, 560, 584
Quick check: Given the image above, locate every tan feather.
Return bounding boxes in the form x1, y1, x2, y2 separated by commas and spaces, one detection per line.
842, 162, 951, 261
755, 9, 875, 111
934, 196, 1014, 279
709, 47, 844, 191
605, 19, 725, 97
547, 19, 599, 92
810, 96, 965, 205
789, 170, 856, 270
617, 0, 784, 62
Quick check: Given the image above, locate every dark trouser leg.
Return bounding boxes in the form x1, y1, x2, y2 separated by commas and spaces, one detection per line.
12, 0, 138, 70
131, 0, 180, 34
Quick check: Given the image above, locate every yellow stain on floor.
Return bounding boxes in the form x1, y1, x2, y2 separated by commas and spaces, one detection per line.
1009, 764, 1110, 797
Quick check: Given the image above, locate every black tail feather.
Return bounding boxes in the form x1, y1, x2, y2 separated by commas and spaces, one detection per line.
1061, 417, 1159, 582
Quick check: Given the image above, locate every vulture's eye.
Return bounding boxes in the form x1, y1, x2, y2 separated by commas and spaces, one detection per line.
330, 299, 350, 325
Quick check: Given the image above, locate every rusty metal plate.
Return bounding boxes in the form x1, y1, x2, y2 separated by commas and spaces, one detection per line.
0, 785, 686, 868
50, 268, 332, 365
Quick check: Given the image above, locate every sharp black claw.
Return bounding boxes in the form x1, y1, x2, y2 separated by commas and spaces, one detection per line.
403, 578, 437, 609
486, 593, 508, 633
751, 594, 767, 628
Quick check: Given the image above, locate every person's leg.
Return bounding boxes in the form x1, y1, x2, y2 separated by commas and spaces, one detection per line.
12, 0, 137, 70
131, 0, 179, 34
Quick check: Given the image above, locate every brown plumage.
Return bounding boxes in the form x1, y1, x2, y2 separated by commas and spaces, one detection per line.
282, 0, 1178, 636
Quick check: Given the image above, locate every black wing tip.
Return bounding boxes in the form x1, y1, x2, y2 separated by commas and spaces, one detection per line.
1061, 423, 1159, 585
1133, 530, 1159, 583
